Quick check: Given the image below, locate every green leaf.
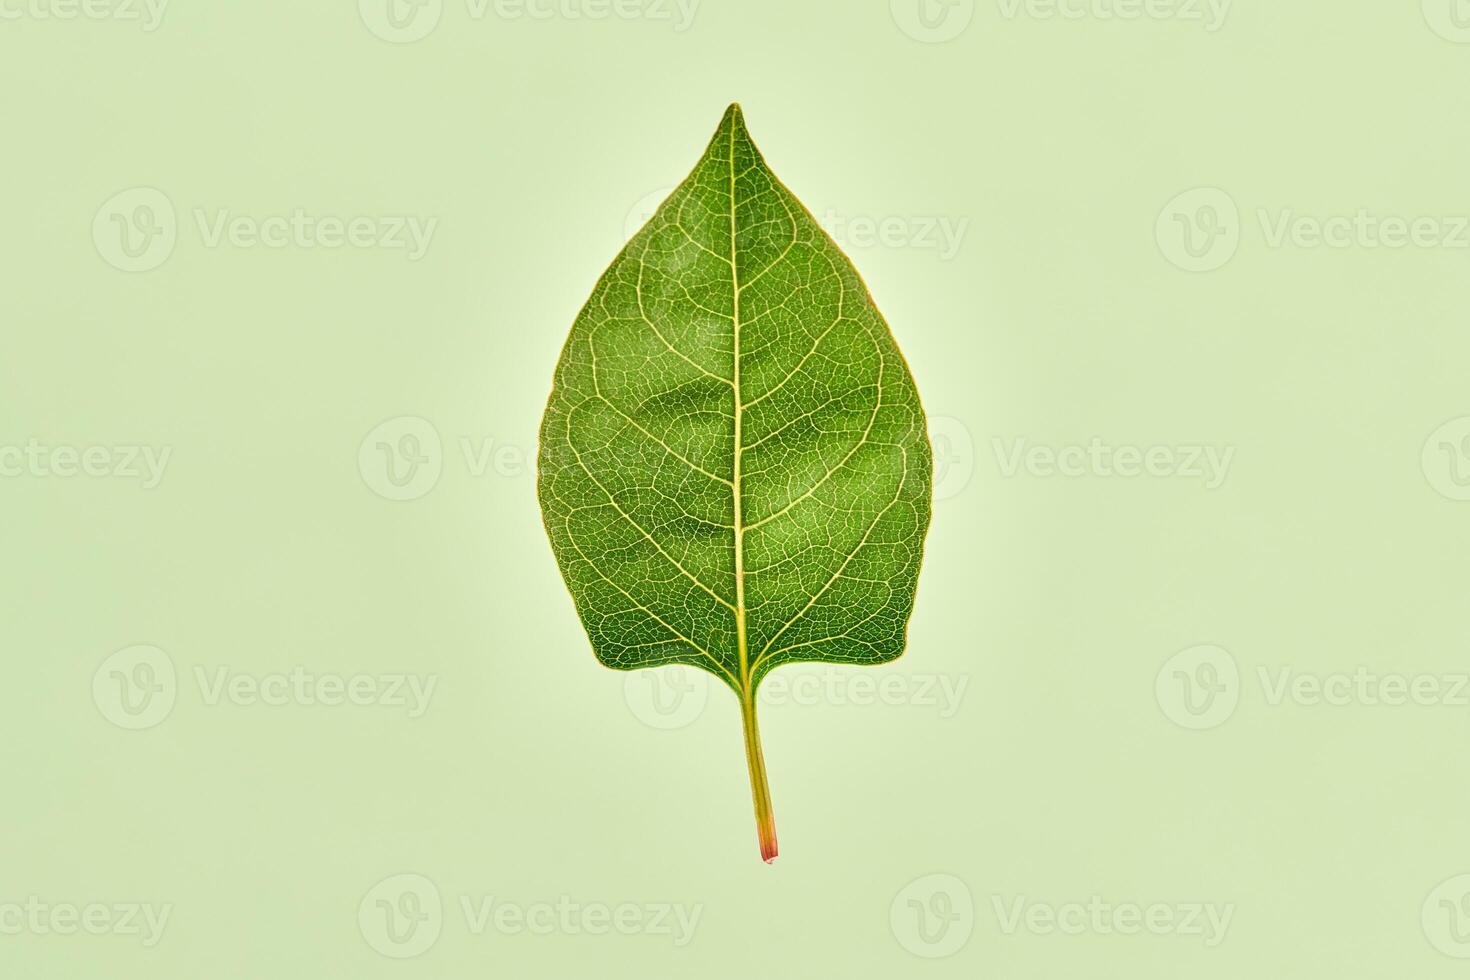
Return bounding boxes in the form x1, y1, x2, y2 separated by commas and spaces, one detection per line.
537, 104, 933, 862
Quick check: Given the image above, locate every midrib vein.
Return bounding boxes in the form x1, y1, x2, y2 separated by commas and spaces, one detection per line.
728, 120, 750, 694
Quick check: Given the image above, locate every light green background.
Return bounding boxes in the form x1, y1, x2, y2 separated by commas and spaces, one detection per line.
4, 0, 1470, 976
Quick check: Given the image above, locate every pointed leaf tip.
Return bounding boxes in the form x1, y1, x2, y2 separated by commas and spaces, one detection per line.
718, 102, 746, 136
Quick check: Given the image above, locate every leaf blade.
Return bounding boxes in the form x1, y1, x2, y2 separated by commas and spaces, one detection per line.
537, 105, 933, 855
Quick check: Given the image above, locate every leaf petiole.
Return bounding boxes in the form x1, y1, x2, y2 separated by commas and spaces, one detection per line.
740, 691, 778, 863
